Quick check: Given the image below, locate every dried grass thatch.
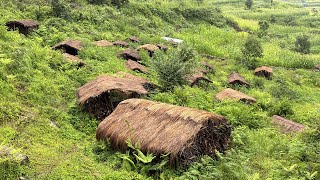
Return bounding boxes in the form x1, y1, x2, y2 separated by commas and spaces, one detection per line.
118, 49, 141, 61
63, 53, 85, 68
254, 66, 273, 79
315, 64, 320, 71
113, 40, 129, 47
215, 88, 256, 104
77, 75, 153, 120
188, 72, 213, 87
228, 72, 249, 86
272, 115, 305, 133
6, 19, 39, 35
128, 36, 140, 43
53, 40, 83, 55
136, 44, 159, 57
125, 59, 148, 73
94, 40, 113, 47
96, 99, 232, 166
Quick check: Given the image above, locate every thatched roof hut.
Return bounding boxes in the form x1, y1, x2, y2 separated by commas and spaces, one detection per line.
96, 99, 232, 166
118, 49, 141, 61
316, 64, 320, 70
228, 72, 249, 86
156, 44, 168, 52
6, 19, 39, 35
128, 36, 140, 43
63, 53, 85, 68
53, 40, 83, 55
188, 72, 213, 87
254, 66, 273, 79
113, 40, 129, 47
215, 88, 256, 104
77, 75, 153, 120
136, 44, 159, 57
94, 40, 113, 47
272, 115, 305, 133
125, 59, 148, 73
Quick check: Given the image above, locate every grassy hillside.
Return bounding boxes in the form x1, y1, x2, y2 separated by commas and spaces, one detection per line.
0, 0, 319, 179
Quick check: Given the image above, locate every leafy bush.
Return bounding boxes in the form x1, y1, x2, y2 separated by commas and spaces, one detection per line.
245, 0, 253, 10
268, 99, 294, 116
257, 20, 269, 37
240, 36, 263, 69
151, 44, 197, 91
295, 35, 311, 54
51, 0, 69, 19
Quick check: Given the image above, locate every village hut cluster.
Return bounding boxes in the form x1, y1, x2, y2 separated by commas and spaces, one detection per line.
4, 19, 313, 166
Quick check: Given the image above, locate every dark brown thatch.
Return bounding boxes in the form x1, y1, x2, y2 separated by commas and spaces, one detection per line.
94, 40, 113, 47
254, 66, 273, 79
113, 40, 129, 47
63, 53, 86, 68
215, 88, 256, 104
6, 19, 39, 35
77, 75, 153, 120
188, 72, 213, 87
117, 49, 141, 61
136, 44, 159, 57
125, 59, 148, 73
228, 72, 250, 86
272, 115, 305, 133
128, 36, 140, 43
53, 40, 83, 55
96, 99, 232, 166
200, 54, 227, 61
157, 44, 168, 52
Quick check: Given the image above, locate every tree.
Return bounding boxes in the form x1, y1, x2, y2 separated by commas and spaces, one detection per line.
245, 0, 253, 10
241, 36, 263, 69
151, 44, 197, 91
295, 35, 311, 54
51, 0, 69, 18
257, 20, 269, 37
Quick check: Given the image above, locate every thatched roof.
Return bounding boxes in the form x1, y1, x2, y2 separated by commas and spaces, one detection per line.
118, 49, 141, 61
113, 40, 129, 47
228, 72, 249, 86
63, 53, 86, 68
157, 44, 168, 51
6, 19, 39, 27
77, 74, 153, 120
136, 44, 159, 52
316, 64, 320, 70
94, 40, 113, 47
53, 40, 83, 51
96, 99, 232, 166
272, 115, 305, 133
215, 88, 256, 104
128, 36, 140, 43
254, 66, 273, 79
125, 59, 148, 73
201, 62, 214, 70
188, 72, 212, 87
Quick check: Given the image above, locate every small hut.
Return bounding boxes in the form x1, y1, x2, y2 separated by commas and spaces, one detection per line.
136, 44, 159, 57
254, 66, 273, 79
157, 44, 168, 52
228, 72, 250, 86
125, 59, 148, 73
128, 36, 140, 43
63, 53, 85, 68
118, 49, 141, 61
96, 99, 232, 166
316, 64, 320, 71
77, 75, 153, 120
113, 40, 129, 47
94, 40, 113, 47
200, 62, 214, 74
272, 115, 305, 133
53, 40, 83, 55
215, 88, 256, 104
6, 19, 39, 35
188, 72, 213, 87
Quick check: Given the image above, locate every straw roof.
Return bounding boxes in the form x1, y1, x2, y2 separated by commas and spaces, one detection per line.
125, 59, 148, 73
128, 36, 140, 43
157, 44, 168, 51
113, 40, 129, 47
272, 115, 305, 133
254, 66, 273, 79
94, 40, 113, 47
53, 40, 83, 51
188, 72, 213, 87
63, 53, 86, 68
96, 99, 232, 166
316, 64, 320, 70
215, 88, 256, 104
228, 72, 249, 86
6, 19, 39, 27
118, 49, 141, 61
136, 44, 159, 53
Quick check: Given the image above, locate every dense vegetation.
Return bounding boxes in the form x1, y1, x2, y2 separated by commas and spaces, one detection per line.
0, 0, 319, 179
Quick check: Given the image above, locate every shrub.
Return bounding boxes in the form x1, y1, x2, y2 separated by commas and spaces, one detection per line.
240, 36, 263, 69
51, 0, 69, 19
257, 20, 269, 37
268, 99, 294, 117
151, 44, 197, 91
245, 0, 253, 10
295, 35, 311, 54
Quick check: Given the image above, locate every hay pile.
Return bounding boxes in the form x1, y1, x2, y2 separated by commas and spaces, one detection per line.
53, 40, 83, 55
228, 72, 249, 86
94, 40, 113, 47
215, 88, 256, 104
96, 99, 232, 166
125, 59, 148, 73
113, 40, 129, 47
77, 75, 153, 120
272, 115, 305, 133
188, 72, 212, 87
254, 66, 273, 79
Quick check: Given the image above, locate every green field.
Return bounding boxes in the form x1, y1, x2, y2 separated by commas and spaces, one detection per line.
0, 0, 319, 179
